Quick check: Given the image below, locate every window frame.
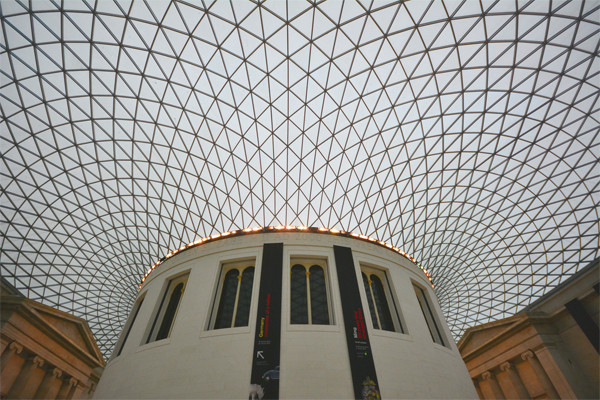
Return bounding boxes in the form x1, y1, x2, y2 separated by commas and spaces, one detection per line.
208, 259, 256, 330
289, 257, 334, 326
412, 281, 447, 347
110, 292, 146, 360
360, 264, 405, 334
145, 273, 189, 344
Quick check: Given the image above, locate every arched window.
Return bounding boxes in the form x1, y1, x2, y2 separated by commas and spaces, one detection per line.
309, 265, 329, 325
214, 269, 240, 329
157, 282, 184, 340
234, 267, 255, 327
290, 260, 331, 325
361, 266, 404, 333
370, 275, 394, 332
212, 263, 255, 329
146, 274, 188, 343
290, 264, 308, 324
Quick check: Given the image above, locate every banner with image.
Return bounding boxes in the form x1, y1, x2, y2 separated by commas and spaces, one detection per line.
334, 245, 382, 400
249, 243, 283, 400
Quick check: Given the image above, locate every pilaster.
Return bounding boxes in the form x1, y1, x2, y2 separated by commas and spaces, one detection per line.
6, 355, 44, 399
479, 370, 505, 399
0, 341, 23, 373
516, 351, 546, 398
520, 350, 559, 399
496, 361, 529, 399
473, 379, 484, 400
34, 367, 62, 399
56, 377, 77, 400
56, 377, 79, 400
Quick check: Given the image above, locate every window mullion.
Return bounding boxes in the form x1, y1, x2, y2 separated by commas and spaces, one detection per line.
324, 271, 332, 324
230, 274, 242, 328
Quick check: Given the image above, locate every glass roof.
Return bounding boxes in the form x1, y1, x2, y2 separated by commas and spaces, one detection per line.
1, 0, 598, 358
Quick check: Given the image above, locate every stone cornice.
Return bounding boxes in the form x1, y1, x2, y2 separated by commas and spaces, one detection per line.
1, 295, 105, 368
459, 312, 552, 363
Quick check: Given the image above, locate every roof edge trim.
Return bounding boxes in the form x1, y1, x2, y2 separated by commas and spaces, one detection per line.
139, 226, 434, 289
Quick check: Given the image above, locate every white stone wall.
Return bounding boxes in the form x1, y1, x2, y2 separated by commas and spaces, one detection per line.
94, 232, 477, 399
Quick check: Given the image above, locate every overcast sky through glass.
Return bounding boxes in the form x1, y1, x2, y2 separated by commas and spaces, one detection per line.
1, 0, 598, 357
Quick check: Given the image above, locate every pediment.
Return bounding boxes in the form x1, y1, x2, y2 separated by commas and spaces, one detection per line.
25, 300, 104, 366
36, 309, 90, 351
458, 314, 527, 356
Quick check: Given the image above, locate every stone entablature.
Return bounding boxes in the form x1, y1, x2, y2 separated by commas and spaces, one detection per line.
1, 278, 105, 399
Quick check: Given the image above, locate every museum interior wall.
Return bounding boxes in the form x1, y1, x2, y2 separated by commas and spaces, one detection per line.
93, 229, 477, 399
459, 258, 599, 400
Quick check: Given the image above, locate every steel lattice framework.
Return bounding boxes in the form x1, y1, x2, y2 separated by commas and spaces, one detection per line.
1, 0, 599, 358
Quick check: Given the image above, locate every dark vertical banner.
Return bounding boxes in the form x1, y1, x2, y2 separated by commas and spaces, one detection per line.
249, 243, 283, 400
334, 245, 382, 400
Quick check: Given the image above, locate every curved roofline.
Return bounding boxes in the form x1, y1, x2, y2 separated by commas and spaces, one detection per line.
140, 226, 434, 289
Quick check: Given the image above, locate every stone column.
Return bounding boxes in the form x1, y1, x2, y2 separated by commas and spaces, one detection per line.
534, 344, 579, 399
479, 370, 506, 399
68, 382, 85, 400
519, 350, 560, 399
33, 368, 62, 399
495, 362, 530, 399
6, 356, 44, 399
516, 353, 546, 399
56, 377, 78, 400
521, 350, 559, 399
473, 379, 484, 400
0, 342, 23, 373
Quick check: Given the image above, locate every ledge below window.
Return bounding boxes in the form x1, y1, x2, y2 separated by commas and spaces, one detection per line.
200, 326, 252, 338
370, 329, 413, 342
286, 324, 340, 333
135, 337, 171, 354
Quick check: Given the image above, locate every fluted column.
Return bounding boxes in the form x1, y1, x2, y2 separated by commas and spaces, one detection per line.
0, 341, 23, 373
6, 356, 44, 399
56, 377, 78, 400
479, 370, 505, 399
495, 362, 530, 399
34, 368, 62, 399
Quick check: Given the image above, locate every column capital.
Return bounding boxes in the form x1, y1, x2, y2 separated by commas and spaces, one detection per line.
32, 356, 44, 367
521, 350, 534, 361
52, 367, 63, 378
69, 377, 79, 387
9, 341, 23, 353
499, 361, 512, 372
481, 370, 492, 380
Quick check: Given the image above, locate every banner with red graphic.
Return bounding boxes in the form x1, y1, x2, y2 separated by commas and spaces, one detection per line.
249, 243, 283, 399
334, 245, 382, 400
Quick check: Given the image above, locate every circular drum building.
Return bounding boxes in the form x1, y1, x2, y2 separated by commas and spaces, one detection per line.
94, 228, 477, 399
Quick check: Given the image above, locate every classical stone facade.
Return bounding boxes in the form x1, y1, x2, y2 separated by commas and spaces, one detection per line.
459, 258, 599, 399
1, 278, 104, 399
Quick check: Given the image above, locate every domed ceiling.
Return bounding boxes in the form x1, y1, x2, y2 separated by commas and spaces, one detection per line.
1, 0, 598, 357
